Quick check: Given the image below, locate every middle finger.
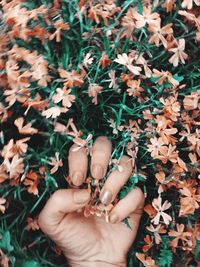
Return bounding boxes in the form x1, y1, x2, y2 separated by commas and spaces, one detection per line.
99, 155, 133, 205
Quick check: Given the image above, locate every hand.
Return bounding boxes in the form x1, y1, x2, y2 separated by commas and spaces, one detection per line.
38, 136, 144, 267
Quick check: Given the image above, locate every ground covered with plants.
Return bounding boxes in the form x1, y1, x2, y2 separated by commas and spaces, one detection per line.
0, 0, 200, 266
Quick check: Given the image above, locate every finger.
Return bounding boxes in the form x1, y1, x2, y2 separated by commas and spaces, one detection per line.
108, 187, 144, 225
38, 189, 90, 238
68, 144, 88, 186
90, 136, 112, 180
99, 155, 132, 205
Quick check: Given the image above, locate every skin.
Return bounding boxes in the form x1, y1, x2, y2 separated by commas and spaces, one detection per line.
38, 136, 145, 267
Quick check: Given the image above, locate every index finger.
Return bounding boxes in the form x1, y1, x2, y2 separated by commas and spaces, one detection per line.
90, 136, 112, 180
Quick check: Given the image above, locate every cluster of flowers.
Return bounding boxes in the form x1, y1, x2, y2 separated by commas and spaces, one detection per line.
0, 0, 199, 266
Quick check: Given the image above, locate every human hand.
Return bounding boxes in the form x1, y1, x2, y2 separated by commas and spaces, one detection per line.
38, 136, 144, 267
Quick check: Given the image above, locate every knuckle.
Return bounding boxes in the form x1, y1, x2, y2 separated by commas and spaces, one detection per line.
50, 190, 63, 205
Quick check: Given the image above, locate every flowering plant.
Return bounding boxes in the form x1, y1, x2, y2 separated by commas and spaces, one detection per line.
0, 0, 199, 266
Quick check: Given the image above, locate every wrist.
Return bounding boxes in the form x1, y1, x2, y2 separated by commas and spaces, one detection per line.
68, 260, 126, 267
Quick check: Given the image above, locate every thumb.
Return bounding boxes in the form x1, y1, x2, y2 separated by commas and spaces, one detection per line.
38, 189, 90, 237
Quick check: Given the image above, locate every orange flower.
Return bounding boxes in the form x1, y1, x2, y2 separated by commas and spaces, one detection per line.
151, 196, 172, 225
143, 235, 153, 252
23, 170, 40, 195
26, 217, 40, 231
147, 224, 166, 244
126, 79, 144, 97
168, 39, 188, 67
14, 117, 38, 135
134, 6, 160, 28
179, 187, 200, 216
136, 253, 158, 267
152, 69, 179, 86
58, 68, 84, 88
160, 94, 180, 121
23, 93, 49, 115
156, 144, 178, 164
49, 18, 69, 42
155, 171, 166, 184
87, 2, 120, 25
148, 19, 173, 48
183, 91, 200, 110
0, 164, 8, 183
169, 224, 192, 250
99, 52, 112, 68
48, 152, 63, 174
144, 203, 157, 219
88, 83, 103, 105
121, 7, 137, 40
147, 137, 166, 158
52, 88, 75, 108
162, 0, 176, 12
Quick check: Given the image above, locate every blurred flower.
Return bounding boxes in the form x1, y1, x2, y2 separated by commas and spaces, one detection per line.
88, 83, 103, 105
48, 152, 63, 174
26, 217, 40, 231
136, 253, 158, 267
0, 197, 6, 214
148, 19, 173, 48
169, 224, 192, 250
83, 53, 94, 69
23, 170, 40, 195
147, 224, 166, 244
114, 53, 142, 75
181, 0, 200, 9
14, 117, 38, 135
42, 106, 68, 118
169, 39, 188, 67
52, 88, 75, 108
134, 5, 160, 28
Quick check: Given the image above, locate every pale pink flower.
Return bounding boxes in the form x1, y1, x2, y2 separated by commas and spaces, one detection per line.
114, 53, 141, 75
52, 88, 75, 108
42, 106, 68, 118
3, 154, 24, 179
169, 39, 188, 67
151, 196, 172, 225
83, 53, 94, 68
88, 84, 103, 105
48, 152, 63, 174
14, 117, 38, 135
0, 197, 6, 213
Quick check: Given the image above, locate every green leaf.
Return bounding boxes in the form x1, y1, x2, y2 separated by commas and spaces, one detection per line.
157, 237, 173, 267
0, 231, 14, 253
23, 260, 40, 267
195, 239, 200, 263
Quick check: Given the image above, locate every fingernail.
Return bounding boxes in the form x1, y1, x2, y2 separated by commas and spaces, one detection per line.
109, 213, 119, 223
100, 190, 113, 205
72, 171, 84, 186
73, 190, 90, 204
91, 164, 104, 179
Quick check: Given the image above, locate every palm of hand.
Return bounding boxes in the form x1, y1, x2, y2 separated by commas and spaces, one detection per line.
52, 211, 140, 266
